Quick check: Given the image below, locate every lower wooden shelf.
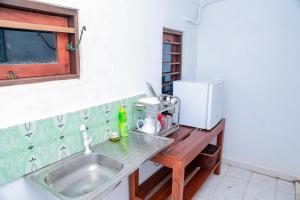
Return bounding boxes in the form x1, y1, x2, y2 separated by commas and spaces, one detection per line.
130, 121, 225, 200
137, 160, 221, 200
183, 161, 221, 200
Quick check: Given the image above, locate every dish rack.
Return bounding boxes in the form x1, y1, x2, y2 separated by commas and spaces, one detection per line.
132, 94, 181, 137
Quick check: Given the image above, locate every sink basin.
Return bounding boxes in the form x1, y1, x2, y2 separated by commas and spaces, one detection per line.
27, 132, 173, 200
43, 153, 123, 198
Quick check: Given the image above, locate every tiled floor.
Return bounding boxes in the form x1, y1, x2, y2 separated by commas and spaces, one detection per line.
193, 164, 296, 200
296, 182, 300, 200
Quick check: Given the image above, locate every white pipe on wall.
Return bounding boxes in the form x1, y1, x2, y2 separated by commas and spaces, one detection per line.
185, 0, 225, 25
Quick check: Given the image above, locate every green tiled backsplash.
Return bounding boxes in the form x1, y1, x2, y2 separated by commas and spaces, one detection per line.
0, 94, 144, 185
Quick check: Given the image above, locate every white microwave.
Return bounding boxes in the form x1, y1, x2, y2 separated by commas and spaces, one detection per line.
173, 80, 224, 130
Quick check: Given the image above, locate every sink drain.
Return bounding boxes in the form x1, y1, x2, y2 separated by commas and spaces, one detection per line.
81, 187, 95, 195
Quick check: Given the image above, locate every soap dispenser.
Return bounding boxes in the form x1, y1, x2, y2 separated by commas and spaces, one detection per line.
119, 106, 128, 137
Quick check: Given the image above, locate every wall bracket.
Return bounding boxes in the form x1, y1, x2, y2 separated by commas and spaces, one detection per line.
67, 26, 86, 51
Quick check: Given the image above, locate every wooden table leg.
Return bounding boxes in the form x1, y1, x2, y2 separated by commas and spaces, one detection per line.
172, 161, 185, 200
214, 130, 224, 175
129, 169, 140, 200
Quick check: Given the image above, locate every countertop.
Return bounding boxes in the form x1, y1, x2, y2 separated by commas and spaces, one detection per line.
0, 131, 173, 200
0, 177, 58, 200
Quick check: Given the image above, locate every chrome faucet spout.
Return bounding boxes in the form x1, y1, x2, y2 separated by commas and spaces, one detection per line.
80, 124, 92, 154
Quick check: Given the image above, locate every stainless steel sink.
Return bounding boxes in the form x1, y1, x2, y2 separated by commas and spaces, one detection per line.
27, 132, 173, 200
43, 153, 123, 198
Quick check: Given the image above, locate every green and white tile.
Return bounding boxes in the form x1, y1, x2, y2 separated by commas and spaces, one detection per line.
0, 151, 29, 184
0, 127, 27, 157
0, 94, 144, 185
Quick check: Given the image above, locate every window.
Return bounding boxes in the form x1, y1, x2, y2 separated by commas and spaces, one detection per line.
0, 29, 57, 65
0, 1, 80, 86
162, 28, 182, 95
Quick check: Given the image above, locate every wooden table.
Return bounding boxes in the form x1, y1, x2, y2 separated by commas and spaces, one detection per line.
129, 119, 225, 200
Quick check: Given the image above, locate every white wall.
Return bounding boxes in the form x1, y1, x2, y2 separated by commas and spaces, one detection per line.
0, 0, 198, 129
197, 0, 300, 178
0, 0, 199, 199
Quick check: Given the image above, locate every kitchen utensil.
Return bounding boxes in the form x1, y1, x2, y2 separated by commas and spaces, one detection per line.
136, 115, 161, 134
137, 97, 161, 105
165, 115, 173, 129
146, 82, 158, 97
133, 94, 180, 137
157, 114, 167, 130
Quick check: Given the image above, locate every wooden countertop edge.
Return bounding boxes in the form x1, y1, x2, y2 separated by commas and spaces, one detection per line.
152, 119, 225, 166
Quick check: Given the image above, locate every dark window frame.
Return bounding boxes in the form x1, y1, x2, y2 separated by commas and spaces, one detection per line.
0, 0, 80, 86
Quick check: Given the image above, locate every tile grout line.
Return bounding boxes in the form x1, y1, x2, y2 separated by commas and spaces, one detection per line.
222, 161, 296, 200
226, 165, 253, 182
216, 164, 250, 199
274, 176, 279, 200
205, 164, 230, 199
247, 169, 279, 200
223, 158, 297, 182
208, 167, 227, 198
242, 170, 253, 200
276, 177, 297, 198
219, 163, 253, 199
229, 163, 283, 180
296, 181, 300, 200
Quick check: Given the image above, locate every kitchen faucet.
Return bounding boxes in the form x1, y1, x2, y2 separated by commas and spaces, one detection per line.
80, 124, 92, 154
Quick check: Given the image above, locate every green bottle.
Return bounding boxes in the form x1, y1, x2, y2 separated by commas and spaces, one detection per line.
119, 106, 128, 137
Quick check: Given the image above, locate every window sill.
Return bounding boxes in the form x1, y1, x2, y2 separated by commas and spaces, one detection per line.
0, 74, 80, 87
